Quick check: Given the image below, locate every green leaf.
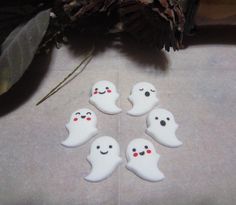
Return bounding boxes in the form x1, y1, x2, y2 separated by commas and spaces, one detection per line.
0, 9, 50, 95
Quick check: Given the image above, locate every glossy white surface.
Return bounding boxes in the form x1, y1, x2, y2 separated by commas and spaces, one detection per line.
127, 82, 158, 116
90, 80, 122, 114
126, 138, 164, 182
146, 108, 182, 148
61, 108, 98, 148
85, 136, 122, 182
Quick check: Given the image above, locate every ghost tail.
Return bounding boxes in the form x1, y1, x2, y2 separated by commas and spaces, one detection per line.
139, 170, 165, 182
84, 167, 110, 182
146, 128, 183, 148
161, 137, 183, 148
89, 98, 122, 115
99, 104, 122, 115
127, 163, 165, 182
127, 103, 151, 116
61, 133, 82, 147
61, 133, 88, 148
142, 170, 165, 182
127, 105, 145, 116
127, 97, 158, 116
84, 158, 122, 182
61, 128, 98, 148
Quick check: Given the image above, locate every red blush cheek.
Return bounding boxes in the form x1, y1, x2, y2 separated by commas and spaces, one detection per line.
86, 117, 91, 121
133, 152, 138, 157
147, 150, 152, 154
94, 91, 98, 95
107, 90, 112, 93
73, 118, 78, 121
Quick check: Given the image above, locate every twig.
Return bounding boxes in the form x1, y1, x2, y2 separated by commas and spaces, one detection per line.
36, 47, 94, 106
43, 47, 94, 99
37, 55, 93, 105
38, 49, 92, 101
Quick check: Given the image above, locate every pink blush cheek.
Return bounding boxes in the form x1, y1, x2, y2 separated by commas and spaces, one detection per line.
147, 150, 152, 154
86, 117, 91, 121
94, 91, 98, 95
73, 118, 78, 121
107, 90, 112, 93
133, 153, 138, 157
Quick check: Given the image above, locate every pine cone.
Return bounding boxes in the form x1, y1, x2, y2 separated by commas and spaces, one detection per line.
64, 0, 117, 21
53, 0, 119, 33
119, 0, 185, 51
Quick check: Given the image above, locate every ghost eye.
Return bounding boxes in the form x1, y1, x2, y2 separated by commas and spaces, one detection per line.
144, 145, 148, 149
106, 87, 109, 89
150, 89, 155, 92
139, 88, 144, 91
95, 88, 98, 91
97, 146, 100, 149
132, 148, 136, 152
167, 117, 170, 121
86, 112, 92, 115
155, 117, 158, 120
75, 112, 80, 115
109, 145, 112, 149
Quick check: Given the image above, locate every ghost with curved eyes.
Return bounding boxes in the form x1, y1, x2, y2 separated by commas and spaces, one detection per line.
61, 108, 98, 148
89, 80, 122, 115
146, 108, 182, 148
126, 138, 164, 182
85, 136, 122, 182
127, 82, 159, 116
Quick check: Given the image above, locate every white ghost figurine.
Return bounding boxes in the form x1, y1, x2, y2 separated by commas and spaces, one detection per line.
61, 108, 98, 148
146, 108, 182, 148
85, 136, 122, 182
127, 82, 159, 116
89, 80, 122, 114
126, 138, 164, 182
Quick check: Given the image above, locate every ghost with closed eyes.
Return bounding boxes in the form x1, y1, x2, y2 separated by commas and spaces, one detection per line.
61, 108, 98, 148
128, 82, 159, 116
89, 80, 122, 115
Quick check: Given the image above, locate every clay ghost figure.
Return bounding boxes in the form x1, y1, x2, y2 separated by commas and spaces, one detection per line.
89, 80, 122, 114
85, 136, 122, 182
146, 108, 182, 148
61, 108, 98, 148
128, 82, 159, 116
126, 138, 164, 182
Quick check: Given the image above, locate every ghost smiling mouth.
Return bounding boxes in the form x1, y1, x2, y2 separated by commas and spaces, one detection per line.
100, 151, 108, 155
99, 91, 106, 94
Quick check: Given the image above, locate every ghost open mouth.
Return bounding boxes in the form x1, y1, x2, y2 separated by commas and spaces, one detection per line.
99, 91, 106, 94
160, 120, 166, 126
145, 91, 150, 97
126, 138, 165, 182
100, 151, 108, 155
146, 108, 183, 148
